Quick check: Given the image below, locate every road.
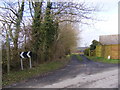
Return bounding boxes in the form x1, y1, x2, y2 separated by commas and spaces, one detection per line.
5, 55, 118, 88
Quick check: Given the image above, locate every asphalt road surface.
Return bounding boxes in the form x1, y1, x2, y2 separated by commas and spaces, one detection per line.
5, 55, 118, 88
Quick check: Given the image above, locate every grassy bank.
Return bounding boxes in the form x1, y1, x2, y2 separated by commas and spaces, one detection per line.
3, 57, 70, 87
86, 56, 120, 64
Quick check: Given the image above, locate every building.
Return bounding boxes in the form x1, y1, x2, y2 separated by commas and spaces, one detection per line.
96, 34, 120, 59
99, 34, 120, 45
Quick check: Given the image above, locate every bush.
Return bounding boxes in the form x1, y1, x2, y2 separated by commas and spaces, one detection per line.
84, 48, 90, 56
90, 50, 96, 56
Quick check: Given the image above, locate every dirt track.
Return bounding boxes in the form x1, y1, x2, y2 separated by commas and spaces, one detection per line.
5, 55, 118, 88
43, 67, 118, 88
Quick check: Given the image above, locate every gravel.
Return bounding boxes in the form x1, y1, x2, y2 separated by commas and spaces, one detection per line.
5, 55, 118, 88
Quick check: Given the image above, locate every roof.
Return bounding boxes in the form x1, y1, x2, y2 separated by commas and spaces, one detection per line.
99, 34, 120, 45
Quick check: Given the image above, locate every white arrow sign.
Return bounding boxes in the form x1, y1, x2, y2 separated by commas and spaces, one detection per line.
20, 51, 32, 70
20, 52, 24, 58
27, 51, 31, 58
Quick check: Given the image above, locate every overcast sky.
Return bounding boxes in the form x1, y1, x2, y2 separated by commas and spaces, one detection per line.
0, 0, 118, 47
79, 0, 118, 47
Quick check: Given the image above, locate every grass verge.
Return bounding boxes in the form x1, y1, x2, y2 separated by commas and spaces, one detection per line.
76, 55, 83, 61
71, 53, 83, 61
3, 57, 70, 87
86, 56, 120, 64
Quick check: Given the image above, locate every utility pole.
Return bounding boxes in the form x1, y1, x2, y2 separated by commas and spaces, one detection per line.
6, 27, 10, 73
3, 23, 10, 74
6, 36, 10, 73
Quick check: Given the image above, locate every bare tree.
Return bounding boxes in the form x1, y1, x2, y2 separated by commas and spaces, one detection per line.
1, 23, 11, 73
50, 2, 99, 24
0, 0, 25, 60
0, 0, 25, 73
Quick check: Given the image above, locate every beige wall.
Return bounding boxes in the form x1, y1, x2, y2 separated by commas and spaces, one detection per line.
96, 44, 120, 59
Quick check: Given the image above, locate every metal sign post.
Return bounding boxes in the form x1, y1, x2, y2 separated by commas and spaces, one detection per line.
29, 57, 32, 69
20, 58, 23, 70
20, 51, 32, 70
20, 52, 24, 70
27, 51, 32, 69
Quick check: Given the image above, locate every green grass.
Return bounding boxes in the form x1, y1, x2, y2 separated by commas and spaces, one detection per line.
76, 55, 83, 61
66, 54, 71, 58
71, 53, 83, 61
71, 53, 80, 56
3, 58, 70, 87
86, 56, 120, 64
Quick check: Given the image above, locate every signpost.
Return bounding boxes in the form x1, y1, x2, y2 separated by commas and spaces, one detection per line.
27, 51, 32, 69
20, 51, 32, 70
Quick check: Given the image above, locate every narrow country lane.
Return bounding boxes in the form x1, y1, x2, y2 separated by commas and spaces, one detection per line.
5, 55, 118, 88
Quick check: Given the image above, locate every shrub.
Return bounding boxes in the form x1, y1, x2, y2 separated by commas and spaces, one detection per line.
84, 48, 90, 56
